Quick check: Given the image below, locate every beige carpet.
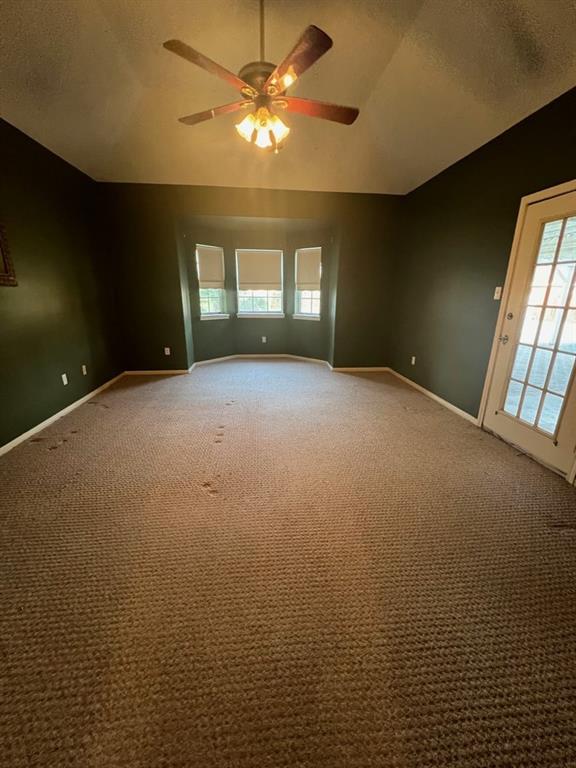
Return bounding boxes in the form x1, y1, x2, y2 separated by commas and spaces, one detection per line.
1, 359, 576, 768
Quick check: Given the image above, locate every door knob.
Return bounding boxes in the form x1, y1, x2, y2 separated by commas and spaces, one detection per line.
499, 334, 509, 345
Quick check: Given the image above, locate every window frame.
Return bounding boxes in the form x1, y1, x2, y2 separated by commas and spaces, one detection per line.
294, 247, 322, 319
235, 249, 285, 318
196, 244, 229, 319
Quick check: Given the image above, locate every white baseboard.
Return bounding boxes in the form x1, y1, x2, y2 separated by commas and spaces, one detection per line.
332, 366, 391, 372
192, 355, 238, 366
124, 369, 190, 375
193, 354, 331, 368
0, 373, 124, 457
387, 369, 479, 425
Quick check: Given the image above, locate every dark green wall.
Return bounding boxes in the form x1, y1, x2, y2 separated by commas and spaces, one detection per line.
108, 186, 192, 371
106, 183, 400, 370
389, 87, 576, 417
0, 120, 121, 447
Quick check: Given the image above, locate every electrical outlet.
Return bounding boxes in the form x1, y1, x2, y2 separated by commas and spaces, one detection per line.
164, 347, 171, 356
411, 356, 416, 366
494, 286, 502, 300
61, 373, 68, 385
82, 364, 87, 376
261, 336, 267, 343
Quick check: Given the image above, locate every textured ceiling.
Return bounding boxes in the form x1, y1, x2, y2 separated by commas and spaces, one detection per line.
1, 0, 575, 194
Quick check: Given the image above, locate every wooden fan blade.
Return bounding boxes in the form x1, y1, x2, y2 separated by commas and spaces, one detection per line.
279, 97, 359, 125
163, 39, 256, 95
264, 26, 332, 95
178, 101, 252, 126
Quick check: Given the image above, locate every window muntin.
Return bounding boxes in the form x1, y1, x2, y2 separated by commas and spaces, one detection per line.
238, 289, 283, 314
502, 216, 576, 436
236, 249, 283, 315
196, 245, 226, 316
295, 289, 321, 315
295, 247, 321, 317
199, 287, 226, 315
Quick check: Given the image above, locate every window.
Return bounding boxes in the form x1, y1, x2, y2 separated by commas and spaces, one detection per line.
295, 247, 321, 318
296, 289, 321, 316
236, 249, 284, 316
196, 245, 227, 317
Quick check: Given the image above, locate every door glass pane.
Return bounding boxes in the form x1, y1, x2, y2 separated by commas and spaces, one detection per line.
528, 348, 553, 388
519, 386, 542, 424
520, 307, 542, 344
537, 220, 562, 264
548, 263, 575, 306
511, 344, 532, 381
557, 217, 576, 262
538, 308, 563, 348
504, 379, 523, 417
538, 393, 564, 435
528, 285, 546, 305
501, 215, 576, 438
548, 353, 575, 396
532, 264, 552, 287
558, 309, 576, 353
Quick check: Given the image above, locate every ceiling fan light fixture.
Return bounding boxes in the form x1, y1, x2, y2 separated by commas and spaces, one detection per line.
235, 112, 257, 143
269, 113, 290, 143
235, 106, 289, 150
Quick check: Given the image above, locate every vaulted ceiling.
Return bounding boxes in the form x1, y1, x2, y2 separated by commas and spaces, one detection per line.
1, 0, 575, 194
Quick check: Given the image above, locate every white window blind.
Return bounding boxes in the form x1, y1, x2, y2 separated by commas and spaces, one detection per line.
236, 250, 283, 291
196, 245, 225, 289
296, 247, 321, 290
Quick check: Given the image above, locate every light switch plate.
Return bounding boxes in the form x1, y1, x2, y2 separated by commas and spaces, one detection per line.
61, 373, 68, 386
494, 286, 502, 300
164, 347, 171, 356
261, 336, 267, 343
82, 365, 87, 375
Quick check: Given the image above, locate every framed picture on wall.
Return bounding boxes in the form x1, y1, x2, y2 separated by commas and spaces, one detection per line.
0, 223, 17, 286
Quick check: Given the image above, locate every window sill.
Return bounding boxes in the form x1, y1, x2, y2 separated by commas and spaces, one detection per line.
200, 313, 230, 321
237, 312, 285, 319
293, 314, 321, 321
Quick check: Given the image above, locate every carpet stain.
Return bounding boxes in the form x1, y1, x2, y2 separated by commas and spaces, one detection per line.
201, 480, 219, 496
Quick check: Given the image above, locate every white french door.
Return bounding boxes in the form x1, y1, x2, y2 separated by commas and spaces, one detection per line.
484, 189, 576, 476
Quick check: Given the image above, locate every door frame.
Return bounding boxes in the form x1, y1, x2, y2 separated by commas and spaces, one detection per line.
478, 178, 576, 484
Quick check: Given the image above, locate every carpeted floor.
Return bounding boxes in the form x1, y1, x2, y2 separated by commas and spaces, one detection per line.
1, 359, 576, 768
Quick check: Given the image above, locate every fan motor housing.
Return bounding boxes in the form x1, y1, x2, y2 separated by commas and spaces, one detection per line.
238, 61, 276, 93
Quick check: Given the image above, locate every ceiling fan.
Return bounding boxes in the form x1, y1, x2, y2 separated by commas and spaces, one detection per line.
163, 0, 359, 152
